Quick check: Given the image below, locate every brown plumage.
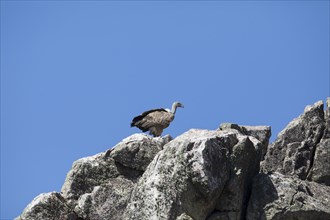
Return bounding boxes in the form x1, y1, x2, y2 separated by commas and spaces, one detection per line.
130, 102, 184, 137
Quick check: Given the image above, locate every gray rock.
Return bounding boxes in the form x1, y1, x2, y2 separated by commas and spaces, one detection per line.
18, 133, 170, 220
307, 138, 330, 185
246, 172, 330, 220
307, 98, 330, 185
261, 100, 326, 180
217, 123, 271, 218
61, 133, 170, 205
124, 128, 266, 220
176, 213, 194, 220
214, 136, 259, 219
326, 97, 330, 119
15, 192, 79, 220
60, 151, 121, 205
110, 134, 172, 171
207, 211, 237, 220
219, 123, 271, 159
74, 177, 134, 220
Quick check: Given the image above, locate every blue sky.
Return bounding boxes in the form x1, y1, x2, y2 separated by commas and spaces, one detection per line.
1, 1, 329, 219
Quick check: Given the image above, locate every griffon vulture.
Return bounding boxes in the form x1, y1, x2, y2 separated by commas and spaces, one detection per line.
130, 102, 184, 137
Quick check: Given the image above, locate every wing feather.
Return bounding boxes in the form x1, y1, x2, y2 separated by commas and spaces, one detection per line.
131, 108, 175, 137
131, 108, 166, 127
130, 108, 167, 127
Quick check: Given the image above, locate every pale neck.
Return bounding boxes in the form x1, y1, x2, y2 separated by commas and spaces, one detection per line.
171, 103, 177, 114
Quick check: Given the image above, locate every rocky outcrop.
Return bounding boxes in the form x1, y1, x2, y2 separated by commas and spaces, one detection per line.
307, 98, 330, 185
74, 177, 134, 220
17, 134, 172, 220
261, 99, 330, 185
17, 124, 270, 220
248, 98, 330, 220
247, 172, 330, 220
219, 123, 271, 160
17, 98, 330, 220
124, 128, 269, 220
16, 192, 80, 220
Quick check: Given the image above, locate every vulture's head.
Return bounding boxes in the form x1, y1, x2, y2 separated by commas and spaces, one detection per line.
174, 102, 184, 109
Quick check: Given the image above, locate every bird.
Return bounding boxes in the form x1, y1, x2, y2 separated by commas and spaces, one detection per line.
130, 102, 184, 137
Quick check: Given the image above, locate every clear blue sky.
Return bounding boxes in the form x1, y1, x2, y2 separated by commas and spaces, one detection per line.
1, 1, 329, 219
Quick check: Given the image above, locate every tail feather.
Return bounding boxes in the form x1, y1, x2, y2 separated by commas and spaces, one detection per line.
131, 115, 144, 127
